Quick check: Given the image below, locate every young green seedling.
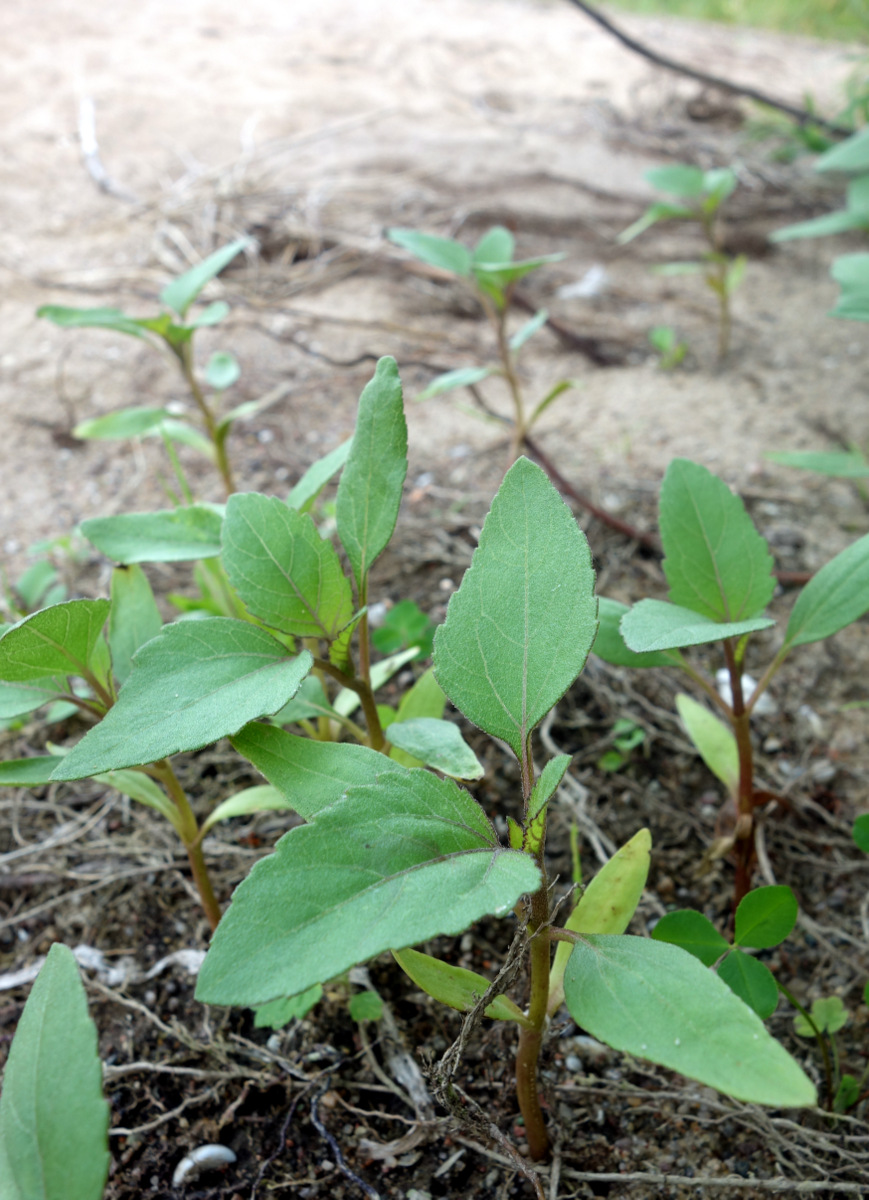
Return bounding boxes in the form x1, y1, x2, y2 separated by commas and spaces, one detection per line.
648, 324, 688, 370
37, 238, 256, 498
619, 165, 745, 362
593, 457, 869, 909
387, 225, 571, 461
0, 944, 110, 1200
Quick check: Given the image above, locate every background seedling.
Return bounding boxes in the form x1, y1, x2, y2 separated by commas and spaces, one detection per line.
648, 323, 688, 369
37, 238, 258, 498
593, 457, 869, 908
619, 165, 745, 362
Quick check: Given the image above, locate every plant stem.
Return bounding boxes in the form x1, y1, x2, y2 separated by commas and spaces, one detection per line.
178, 342, 235, 497
723, 639, 756, 908
777, 980, 835, 1109
154, 759, 222, 932
313, 656, 385, 752
515, 881, 552, 1161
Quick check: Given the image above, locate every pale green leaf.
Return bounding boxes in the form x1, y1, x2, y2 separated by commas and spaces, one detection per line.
816, 126, 869, 174
222, 492, 353, 639
335, 357, 408, 590
73, 406, 173, 440
529, 754, 571, 822
771, 209, 869, 242
647, 165, 706, 197
0, 943, 109, 1200
201, 783, 293, 834
564, 935, 816, 1107
206, 350, 240, 390
473, 226, 515, 265
287, 439, 353, 511
196, 769, 540, 1006
783, 532, 869, 650
659, 459, 775, 622
0, 757, 64, 787
0, 600, 110, 682
109, 565, 162, 685
767, 450, 869, 478
253, 985, 322, 1028
160, 237, 250, 317
51, 622, 313, 778
393, 947, 530, 1026
81, 506, 224, 564
270, 673, 338, 726
333, 647, 419, 717
434, 457, 597, 760
416, 366, 494, 401
36, 305, 152, 340
385, 717, 483, 779
387, 229, 472, 276
621, 599, 774, 653
676, 694, 738, 793
0, 679, 66, 721
509, 309, 548, 351
92, 768, 179, 829
394, 667, 445, 723
349, 991, 384, 1022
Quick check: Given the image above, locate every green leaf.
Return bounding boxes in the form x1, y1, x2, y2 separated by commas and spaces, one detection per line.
0, 757, 64, 787
702, 168, 737, 204
371, 599, 435, 658
675, 694, 739, 793
187, 301, 230, 328
393, 947, 531, 1026
416, 366, 495, 402
159, 238, 250, 317
91, 768, 179, 829
385, 717, 483, 779
0, 943, 109, 1200
510, 309, 548, 351
717, 950, 779, 1019
335, 357, 408, 590
51, 622, 313, 778
772, 209, 869, 242
795, 996, 849, 1037
222, 492, 353, 639
563, 935, 816, 1107
733, 886, 798, 949
618, 202, 696, 243
621, 599, 774, 653
333, 648, 419, 717
433, 457, 597, 761
253, 985, 322, 1028
528, 754, 571, 822
659, 459, 775, 622
472, 255, 563, 307
270, 673, 338, 726
528, 378, 579, 426
81, 506, 224, 564
0, 679, 66, 721
647, 165, 707, 197
230, 724, 405, 820
767, 450, 869, 478
853, 814, 869, 853
834, 1075, 860, 1113
201, 783, 293, 835
36, 304, 153, 341
829, 252, 869, 320
548, 828, 651, 1016
473, 226, 515, 265
206, 350, 241, 390
196, 769, 540, 1006
783, 533, 869, 650
651, 909, 730, 966
287, 439, 353, 511
816, 127, 869, 174
592, 598, 682, 668
329, 613, 363, 675
387, 229, 472, 277
73, 406, 173, 440
394, 667, 445, 723
0, 600, 110, 682
109, 565, 162, 685
349, 991, 384, 1023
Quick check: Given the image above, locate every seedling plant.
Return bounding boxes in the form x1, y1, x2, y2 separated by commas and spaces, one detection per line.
648, 323, 688, 370
619, 165, 746, 362
592, 457, 869, 908
0, 362, 818, 1174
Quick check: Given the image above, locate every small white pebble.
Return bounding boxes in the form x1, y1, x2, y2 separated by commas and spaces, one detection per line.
172, 1145, 236, 1188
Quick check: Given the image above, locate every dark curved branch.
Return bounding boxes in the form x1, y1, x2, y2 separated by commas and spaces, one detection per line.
563, 0, 853, 139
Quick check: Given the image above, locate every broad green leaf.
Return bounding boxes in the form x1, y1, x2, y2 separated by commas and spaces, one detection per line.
659, 459, 775, 622
230, 723, 405, 820
206, 350, 240, 390
651, 909, 731, 966
717, 950, 778, 1018
385, 717, 483, 779
0, 757, 64, 787
0, 678, 66, 720
783, 533, 869, 650
387, 229, 472, 277
434, 457, 597, 761
201, 783, 292, 834
549, 828, 651, 1016
51, 622, 313, 778
92, 768, 179, 829
392, 947, 531, 1026
564, 935, 816, 1107
0, 600, 110, 682
592, 598, 682, 668
253, 985, 322, 1028
349, 991, 384, 1023
0, 943, 109, 1200
772, 209, 869, 242
287, 438, 353, 511
36, 304, 151, 340
621, 599, 774, 653
160, 237, 250, 317
109, 564, 162, 684
81, 506, 224, 564
196, 769, 540, 1006
733, 885, 797, 949
222, 492, 353, 639
767, 450, 869, 478
816, 127, 869, 174
74, 406, 173, 440
510, 309, 548, 351
335, 357, 408, 590
416, 366, 494, 402
473, 226, 515, 265
853, 813, 869, 853
676, 693, 738, 793
528, 754, 571, 821
647, 164, 706, 197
